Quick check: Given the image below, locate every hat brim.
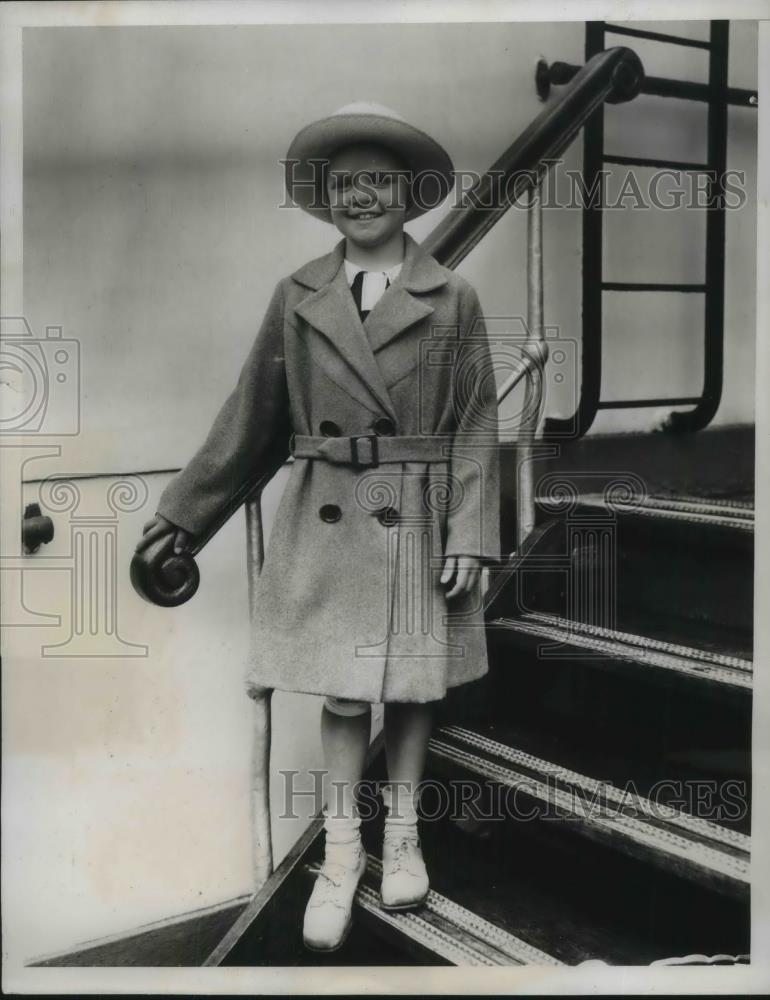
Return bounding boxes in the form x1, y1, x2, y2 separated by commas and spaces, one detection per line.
284, 113, 454, 222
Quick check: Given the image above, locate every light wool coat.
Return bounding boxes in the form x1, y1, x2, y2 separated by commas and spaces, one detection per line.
157, 233, 500, 703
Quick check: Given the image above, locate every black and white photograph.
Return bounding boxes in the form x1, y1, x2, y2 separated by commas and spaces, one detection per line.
1, 0, 767, 994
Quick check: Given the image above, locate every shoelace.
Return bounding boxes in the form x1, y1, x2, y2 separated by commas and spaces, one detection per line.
383, 831, 421, 874
311, 866, 347, 905
310, 842, 362, 905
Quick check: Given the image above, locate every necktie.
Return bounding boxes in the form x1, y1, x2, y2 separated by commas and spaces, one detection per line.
350, 270, 368, 320
350, 270, 391, 321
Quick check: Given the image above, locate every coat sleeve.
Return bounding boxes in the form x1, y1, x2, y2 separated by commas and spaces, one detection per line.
155, 280, 293, 538
443, 281, 501, 564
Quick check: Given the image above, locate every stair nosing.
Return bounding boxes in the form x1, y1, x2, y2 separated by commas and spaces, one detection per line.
428, 736, 750, 887
366, 855, 562, 966
305, 856, 565, 966
537, 492, 754, 531
441, 725, 750, 855
492, 612, 752, 689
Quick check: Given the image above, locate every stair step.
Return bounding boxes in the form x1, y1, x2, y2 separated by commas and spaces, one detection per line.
538, 492, 754, 531
215, 733, 751, 966
429, 725, 750, 898
305, 856, 563, 967
497, 489, 754, 636
492, 612, 752, 692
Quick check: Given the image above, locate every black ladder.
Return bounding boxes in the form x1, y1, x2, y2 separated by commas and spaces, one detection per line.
543, 20, 755, 438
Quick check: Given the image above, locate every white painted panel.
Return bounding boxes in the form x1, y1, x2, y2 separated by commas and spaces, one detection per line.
4, 462, 382, 961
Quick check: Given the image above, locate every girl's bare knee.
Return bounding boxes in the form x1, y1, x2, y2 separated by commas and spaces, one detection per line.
324, 696, 371, 718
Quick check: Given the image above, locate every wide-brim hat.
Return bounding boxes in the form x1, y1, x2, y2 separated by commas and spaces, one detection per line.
284, 102, 454, 222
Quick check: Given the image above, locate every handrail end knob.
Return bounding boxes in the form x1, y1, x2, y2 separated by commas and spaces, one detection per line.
130, 535, 200, 607
606, 47, 645, 104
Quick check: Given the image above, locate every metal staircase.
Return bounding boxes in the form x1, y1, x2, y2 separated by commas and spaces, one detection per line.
33, 22, 754, 970
205, 470, 751, 967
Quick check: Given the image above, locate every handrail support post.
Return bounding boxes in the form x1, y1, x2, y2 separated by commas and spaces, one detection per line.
517, 181, 548, 550
244, 497, 274, 890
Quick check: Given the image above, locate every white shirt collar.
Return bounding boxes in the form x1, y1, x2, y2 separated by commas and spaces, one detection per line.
343, 259, 403, 312
343, 259, 403, 285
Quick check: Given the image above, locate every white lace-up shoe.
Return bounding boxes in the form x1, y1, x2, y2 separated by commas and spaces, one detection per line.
303, 838, 367, 952
380, 827, 429, 911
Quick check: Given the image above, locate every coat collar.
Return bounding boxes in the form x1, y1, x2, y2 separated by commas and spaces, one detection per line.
291, 232, 448, 295
290, 233, 448, 421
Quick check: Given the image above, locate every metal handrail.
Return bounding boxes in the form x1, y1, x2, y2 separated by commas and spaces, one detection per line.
421, 46, 644, 269
536, 57, 757, 107
130, 45, 645, 888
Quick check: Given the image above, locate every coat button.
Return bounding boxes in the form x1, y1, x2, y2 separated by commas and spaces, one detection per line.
376, 506, 399, 527
372, 417, 396, 436
320, 420, 341, 437
319, 504, 342, 523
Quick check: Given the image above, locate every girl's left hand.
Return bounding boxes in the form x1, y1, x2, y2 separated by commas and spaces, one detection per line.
440, 555, 482, 599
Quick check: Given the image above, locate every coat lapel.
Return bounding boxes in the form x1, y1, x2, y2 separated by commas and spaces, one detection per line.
291, 234, 448, 421
293, 247, 397, 420
364, 234, 448, 354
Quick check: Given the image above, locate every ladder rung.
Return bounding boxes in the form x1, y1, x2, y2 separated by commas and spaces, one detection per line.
603, 154, 710, 172
602, 282, 707, 293
640, 76, 755, 108
597, 397, 702, 409
603, 23, 711, 51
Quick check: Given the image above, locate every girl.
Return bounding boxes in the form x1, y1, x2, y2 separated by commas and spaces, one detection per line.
136, 103, 500, 953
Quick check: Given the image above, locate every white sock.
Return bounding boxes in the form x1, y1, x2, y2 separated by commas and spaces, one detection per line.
382, 783, 419, 829
322, 807, 362, 845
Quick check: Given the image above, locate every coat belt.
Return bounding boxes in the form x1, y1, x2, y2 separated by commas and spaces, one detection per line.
291, 433, 451, 469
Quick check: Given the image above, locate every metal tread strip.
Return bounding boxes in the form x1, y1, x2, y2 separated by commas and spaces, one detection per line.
429, 740, 750, 885
614, 508, 752, 530
648, 494, 753, 513
653, 493, 752, 508
580, 493, 754, 531
494, 613, 752, 689
586, 492, 754, 516
522, 611, 752, 671
500, 618, 749, 689
538, 492, 754, 529
364, 856, 563, 966
304, 858, 563, 966
590, 504, 753, 530
354, 880, 496, 966
441, 725, 750, 853
523, 611, 754, 673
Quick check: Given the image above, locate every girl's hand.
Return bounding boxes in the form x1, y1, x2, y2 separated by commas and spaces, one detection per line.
440, 555, 481, 599
135, 513, 194, 556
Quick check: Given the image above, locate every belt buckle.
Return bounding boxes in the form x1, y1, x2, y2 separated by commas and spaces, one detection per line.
349, 434, 379, 469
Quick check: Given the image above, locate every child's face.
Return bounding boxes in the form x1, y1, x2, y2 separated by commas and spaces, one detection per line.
326, 143, 410, 250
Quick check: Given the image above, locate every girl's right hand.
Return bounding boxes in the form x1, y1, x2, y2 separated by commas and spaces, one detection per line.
135, 513, 194, 555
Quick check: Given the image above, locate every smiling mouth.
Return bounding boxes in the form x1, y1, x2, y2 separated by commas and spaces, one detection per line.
349, 212, 381, 221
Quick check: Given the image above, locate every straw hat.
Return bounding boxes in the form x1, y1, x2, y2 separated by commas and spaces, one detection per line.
284, 102, 454, 222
